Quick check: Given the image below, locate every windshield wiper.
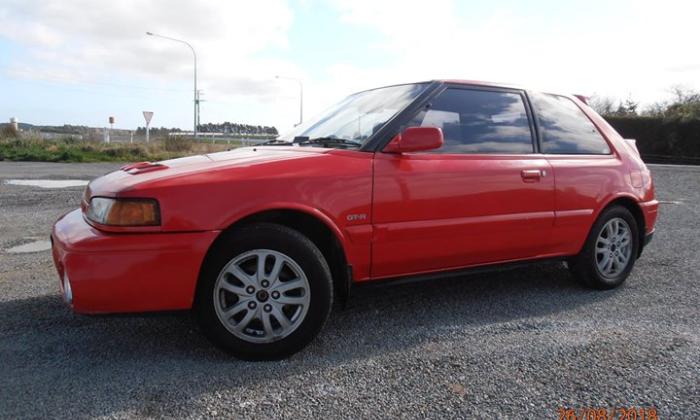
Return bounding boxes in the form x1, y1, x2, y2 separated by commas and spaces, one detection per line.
294, 136, 362, 149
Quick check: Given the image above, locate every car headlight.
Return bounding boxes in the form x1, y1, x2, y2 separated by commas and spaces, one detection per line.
86, 197, 160, 226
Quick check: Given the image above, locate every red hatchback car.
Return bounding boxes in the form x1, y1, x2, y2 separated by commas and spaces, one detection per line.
51, 80, 658, 359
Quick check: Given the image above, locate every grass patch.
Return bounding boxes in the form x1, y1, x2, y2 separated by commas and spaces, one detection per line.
0, 135, 239, 163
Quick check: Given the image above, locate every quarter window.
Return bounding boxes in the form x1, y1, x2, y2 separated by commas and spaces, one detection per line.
409, 88, 534, 154
530, 92, 611, 154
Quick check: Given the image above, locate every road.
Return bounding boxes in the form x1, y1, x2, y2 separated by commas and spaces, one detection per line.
0, 161, 698, 418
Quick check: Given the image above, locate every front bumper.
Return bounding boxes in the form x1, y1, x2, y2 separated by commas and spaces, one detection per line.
51, 209, 219, 314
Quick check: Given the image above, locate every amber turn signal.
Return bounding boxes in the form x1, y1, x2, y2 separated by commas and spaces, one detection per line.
86, 197, 160, 226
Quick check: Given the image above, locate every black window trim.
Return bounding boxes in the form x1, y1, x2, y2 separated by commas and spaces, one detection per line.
361, 81, 444, 152
365, 81, 539, 155
521, 90, 542, 154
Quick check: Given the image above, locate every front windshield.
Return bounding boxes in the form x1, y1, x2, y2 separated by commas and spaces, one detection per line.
279, 83, 428, 147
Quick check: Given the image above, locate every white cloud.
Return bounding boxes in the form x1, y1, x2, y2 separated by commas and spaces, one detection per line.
329, 0, 700, 108
2, 0, 700, 129
1, 0, 296, 98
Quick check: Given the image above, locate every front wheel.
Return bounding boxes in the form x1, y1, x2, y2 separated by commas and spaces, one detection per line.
195, 223, 333, 360
569, 206, 640, 290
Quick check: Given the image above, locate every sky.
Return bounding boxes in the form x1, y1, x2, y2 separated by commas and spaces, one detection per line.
1, 0, 699, 134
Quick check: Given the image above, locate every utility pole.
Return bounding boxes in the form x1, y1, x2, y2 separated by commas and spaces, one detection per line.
147, 32, 199, 137
276, 76, 303, 126
196, 90, 203, 128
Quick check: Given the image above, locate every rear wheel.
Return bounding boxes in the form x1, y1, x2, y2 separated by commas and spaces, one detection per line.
569, 206, 639, 290
195, 223, 333, 360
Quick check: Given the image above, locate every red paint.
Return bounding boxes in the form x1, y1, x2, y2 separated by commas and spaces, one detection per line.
52, 209, 219, 313
372, 153, 556, 278
51, 80, 658, 314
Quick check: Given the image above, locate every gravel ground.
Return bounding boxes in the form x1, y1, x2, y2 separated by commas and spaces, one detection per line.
0, 162, 698, 419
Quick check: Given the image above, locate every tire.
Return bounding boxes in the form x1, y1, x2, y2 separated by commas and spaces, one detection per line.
568, 206, 640, 290
195, 223, 333, 360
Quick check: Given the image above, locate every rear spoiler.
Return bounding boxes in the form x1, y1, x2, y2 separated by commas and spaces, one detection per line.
624, 139, 640, 156
573, 94, 589, 104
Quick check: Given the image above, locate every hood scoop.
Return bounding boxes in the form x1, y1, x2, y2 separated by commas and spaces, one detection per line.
121, 161, 169, 175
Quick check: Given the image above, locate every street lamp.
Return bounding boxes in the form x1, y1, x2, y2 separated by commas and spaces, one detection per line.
276, 76, 303, 126
147, 31, 199, 137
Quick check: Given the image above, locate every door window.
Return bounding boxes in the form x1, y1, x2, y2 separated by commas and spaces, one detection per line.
408, 88, 534, 154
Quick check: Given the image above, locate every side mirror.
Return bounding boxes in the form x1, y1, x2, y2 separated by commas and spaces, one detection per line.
383, 127, 443, 153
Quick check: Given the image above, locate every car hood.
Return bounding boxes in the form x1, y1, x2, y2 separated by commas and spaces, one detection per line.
87, 146, 331, 196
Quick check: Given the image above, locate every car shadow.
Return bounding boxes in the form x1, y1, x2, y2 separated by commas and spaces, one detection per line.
0, 261, 618, 418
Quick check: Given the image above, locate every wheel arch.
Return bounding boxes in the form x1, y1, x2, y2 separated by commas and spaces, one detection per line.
596, 195, 646, 257
198, 206, 352, 306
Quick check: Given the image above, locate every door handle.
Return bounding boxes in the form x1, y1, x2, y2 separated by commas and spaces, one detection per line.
521, 169, 544, 182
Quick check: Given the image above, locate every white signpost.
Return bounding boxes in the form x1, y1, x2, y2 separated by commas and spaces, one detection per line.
143, 111, 154, 143
105, 116, 115, 143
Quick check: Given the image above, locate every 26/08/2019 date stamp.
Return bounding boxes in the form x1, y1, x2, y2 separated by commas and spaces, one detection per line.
558, 407, 658, 420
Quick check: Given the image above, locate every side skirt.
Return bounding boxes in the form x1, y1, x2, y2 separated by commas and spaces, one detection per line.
352, 257, 566, 291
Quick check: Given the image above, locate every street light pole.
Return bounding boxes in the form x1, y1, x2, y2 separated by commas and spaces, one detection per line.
146, 31, 198, 137
276, 76, 303, 126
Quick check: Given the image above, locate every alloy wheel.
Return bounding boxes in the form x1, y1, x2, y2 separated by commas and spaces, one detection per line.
213, 249, 311, 343
595, 217, 633, 278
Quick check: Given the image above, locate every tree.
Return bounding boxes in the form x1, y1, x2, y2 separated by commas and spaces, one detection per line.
665, 86, 700, 121
641, 86, 700, 120
610, 96, 639, 117
589, 95, 616, 116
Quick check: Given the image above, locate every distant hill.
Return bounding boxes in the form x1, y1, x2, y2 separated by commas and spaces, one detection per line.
0, 122, 36, 131
17, 122, 36, 130
3, 123, 129, 137
22, 124, 89, 135
1, 122, 90, 135
3, 122, 279, 140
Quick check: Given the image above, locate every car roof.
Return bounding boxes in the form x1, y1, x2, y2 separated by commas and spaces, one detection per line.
436, 79, 585, 103
353, 79, 583, 104
436, 78, 523, 90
